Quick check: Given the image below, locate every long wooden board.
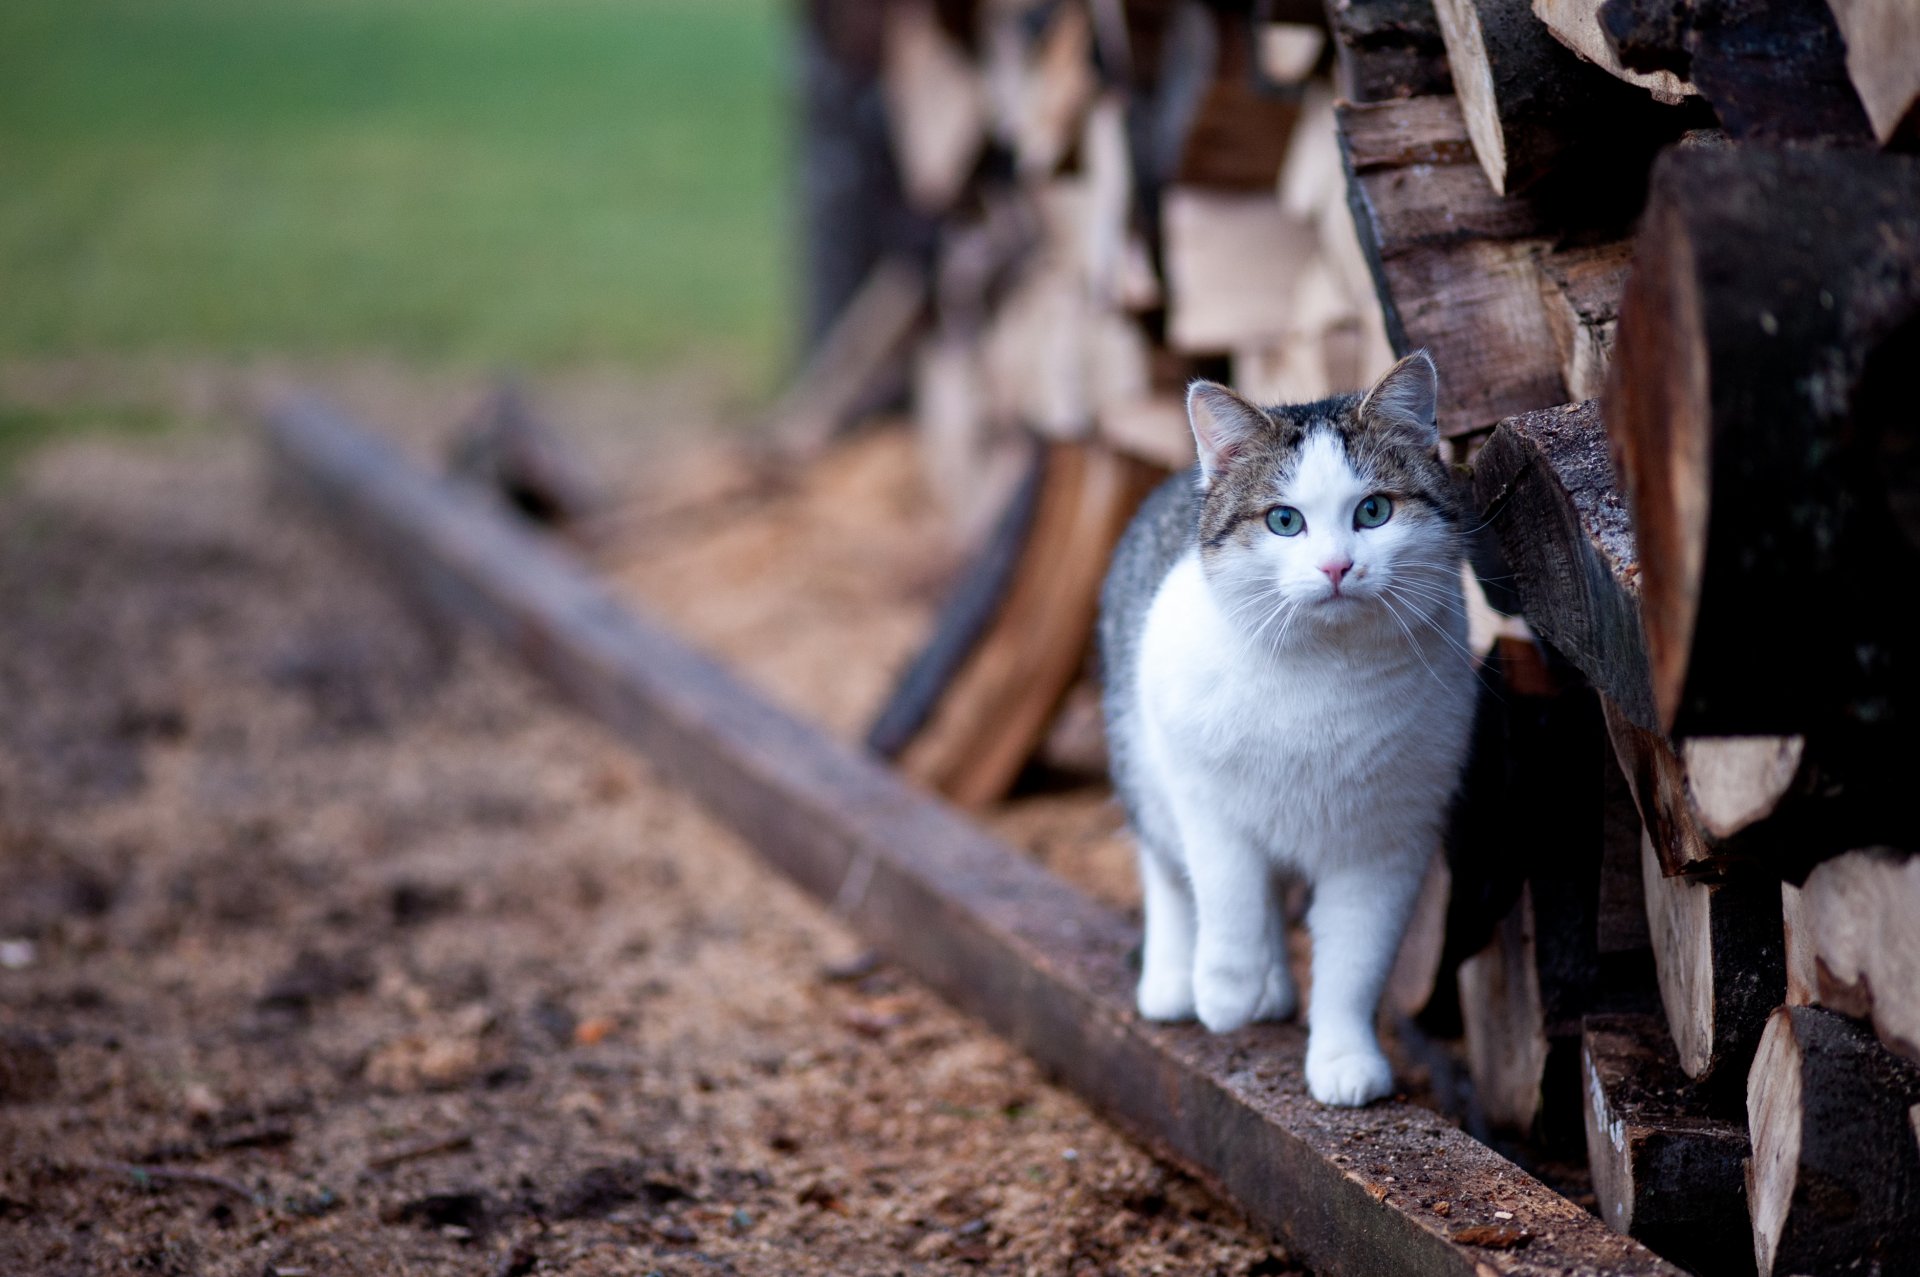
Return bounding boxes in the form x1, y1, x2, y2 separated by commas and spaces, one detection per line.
263, 397, 1686, 1277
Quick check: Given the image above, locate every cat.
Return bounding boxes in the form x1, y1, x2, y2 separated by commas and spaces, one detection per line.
1097, 351, 1476, 1107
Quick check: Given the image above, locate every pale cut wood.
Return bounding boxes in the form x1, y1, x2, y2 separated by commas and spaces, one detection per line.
1014, 0, 1098, 178
1162, 188, 1314, 353
1260, 22, 1328, 83
1825, 0, 1920, 146
1080, 94, 1160, 312
881, 1, 987, 212
1746, 1006, 1920, 1277
1581, 1014, 1752, 1275
1531, 0, 1694, 102
1680, 737, 1807, 843
1800, 849, 1920, 1064
1641, 831, 1784, 1084
900, 441, 1160, 808
1780, 882, 1816, 1008
1459, 886, 1552, 1133
1097, 396, 1194, 471
1534, 241, 1632, 404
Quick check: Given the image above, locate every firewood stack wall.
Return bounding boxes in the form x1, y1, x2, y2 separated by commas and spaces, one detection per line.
802, 3, 1920, 1274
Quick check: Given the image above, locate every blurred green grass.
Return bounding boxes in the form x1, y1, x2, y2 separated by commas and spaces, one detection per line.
0, 0, 792, 392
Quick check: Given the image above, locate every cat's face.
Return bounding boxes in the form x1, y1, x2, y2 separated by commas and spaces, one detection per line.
1187, 353, 1463, 638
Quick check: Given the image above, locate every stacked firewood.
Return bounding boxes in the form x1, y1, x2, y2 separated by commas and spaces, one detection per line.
800, 3, 1920, 1274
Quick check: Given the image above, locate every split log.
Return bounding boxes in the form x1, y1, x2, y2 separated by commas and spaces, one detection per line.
1337, 95, 1567, 435
1534, 240, 1631, 403
1746, 1006, 1920, 1277
1599, 0, 1872, 143
1012, 0, 1099, 179
1640, 831, 1784, 1086
898, 441, 1161, 808
881, 0, 988, 212
1459, 885, 1553, 1135
1430, 0, 1677, 196
1471, 399, 1655, 729
1581, 1014, 1752, 1276
1172, 6, 1305, 189
1798, 849, 1920, 1064
1779, 881, 1816, 1008
1603, 703, 1841, 879
1824, 0, 1920, 148
1530, 0, 1695, 102
1162, 188, 1314, 353
1605, 149, 1920, 839
1325, 0, 1454, 102
1451, 649, 1654, 1144
867, 441, 1045, 760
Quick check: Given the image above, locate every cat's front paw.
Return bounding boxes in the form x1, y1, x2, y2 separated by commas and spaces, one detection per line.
1194, 964, 1267, 1034
1136, 970, 1196, 1022
1304, 1044, 1394, 1107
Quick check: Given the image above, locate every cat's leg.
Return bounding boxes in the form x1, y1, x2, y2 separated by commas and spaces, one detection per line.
1302, 856, 1425, 1106
1173, 804, 1283, 1034
1251, 873, 1298, 1022
1135, 845, 1196, 1021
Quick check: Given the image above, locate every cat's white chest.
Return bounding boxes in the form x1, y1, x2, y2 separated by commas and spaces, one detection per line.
1131, 552, 1469, 865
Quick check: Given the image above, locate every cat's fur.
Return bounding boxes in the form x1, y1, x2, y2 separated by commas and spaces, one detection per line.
1097, 352, 1476, 1107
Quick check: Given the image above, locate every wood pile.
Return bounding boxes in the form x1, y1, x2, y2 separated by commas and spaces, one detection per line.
798, 2, 1920, 1273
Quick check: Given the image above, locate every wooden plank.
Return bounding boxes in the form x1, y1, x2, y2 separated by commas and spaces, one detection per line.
263, 396, 1689, 1277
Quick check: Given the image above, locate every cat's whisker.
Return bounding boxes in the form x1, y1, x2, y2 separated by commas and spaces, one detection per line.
1374, 591, 1452, 692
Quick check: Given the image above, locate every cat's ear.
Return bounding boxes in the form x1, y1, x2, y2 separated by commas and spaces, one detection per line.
1186, 380, 1268, 486
1359, 350, 1439, 449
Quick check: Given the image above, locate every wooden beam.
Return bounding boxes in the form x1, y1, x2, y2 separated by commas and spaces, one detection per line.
1326, 0, 1454, 102
263, 396, 1688, 1277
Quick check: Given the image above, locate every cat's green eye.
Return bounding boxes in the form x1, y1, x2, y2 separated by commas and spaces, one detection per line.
1354, 495, 1394, 529
1266, 506, 1305, 537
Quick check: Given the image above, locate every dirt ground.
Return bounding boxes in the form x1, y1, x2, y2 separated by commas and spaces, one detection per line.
0, 391, 1296, 1276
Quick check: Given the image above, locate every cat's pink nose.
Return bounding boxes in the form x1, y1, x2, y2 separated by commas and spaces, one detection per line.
1320, 559, 1353, 591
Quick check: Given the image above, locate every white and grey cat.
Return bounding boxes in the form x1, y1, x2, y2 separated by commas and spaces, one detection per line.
1097, 352, 1476, 1108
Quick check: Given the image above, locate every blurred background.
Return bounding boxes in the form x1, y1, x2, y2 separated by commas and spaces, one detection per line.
0, 0, 792, 471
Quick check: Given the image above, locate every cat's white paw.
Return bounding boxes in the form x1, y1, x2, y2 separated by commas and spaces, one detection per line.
1304, 1044, 1394, 1107
1252, 968, 1298, 1022
1136, 970, 1196, 1021
1194, 963, 1268, 1034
